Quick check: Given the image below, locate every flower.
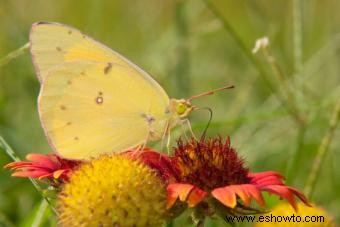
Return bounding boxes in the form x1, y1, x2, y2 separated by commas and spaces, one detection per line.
58, 154, 167, 227
165, 137, 310, 219
4, 153, 80, 183
254, 202, 336, 227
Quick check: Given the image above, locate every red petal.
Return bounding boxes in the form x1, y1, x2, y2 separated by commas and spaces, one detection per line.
212, 184, 265, 208
26, 154, 58, 169
251, 175, 284, 187
286, 186, 312, 207
261, 185, 301, 211
12, 170, 51, 178
249, 171, 284, 181
4, 161, 34, 169
166, 183, 194, 209
187, 187, 208, 208
243, 185, 265, 207
212, 186, 237, 208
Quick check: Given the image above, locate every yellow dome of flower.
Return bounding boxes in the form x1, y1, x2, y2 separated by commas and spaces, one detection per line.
254, 202, 335, 227
57, 155, 167, 227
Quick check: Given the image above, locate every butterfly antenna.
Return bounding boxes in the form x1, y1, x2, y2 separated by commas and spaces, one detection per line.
187, 84, 234, 102
194, 107, 213, 140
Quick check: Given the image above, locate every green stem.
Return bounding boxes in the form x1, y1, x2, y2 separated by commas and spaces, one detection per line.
0, 43, 29, 68
0, 136, 58, 214
304, 100, 340, 199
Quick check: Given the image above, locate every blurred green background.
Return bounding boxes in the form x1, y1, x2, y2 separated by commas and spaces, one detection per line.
0, 0, 339, 226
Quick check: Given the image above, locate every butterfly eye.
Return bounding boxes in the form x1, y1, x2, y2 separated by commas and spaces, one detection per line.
176, 103, 187, 115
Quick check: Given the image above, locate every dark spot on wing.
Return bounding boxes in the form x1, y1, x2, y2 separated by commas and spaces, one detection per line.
66, 122, 72, 125
60, 105, 66, 110
98, 91, 103, 96
80, 71, 86, 76
56, 47, 62, 52
74, 136, 79, 140
68, 30, 72, 35
96, 96, 104, 104
67, 80, 72, 85
104, 62, 113, 74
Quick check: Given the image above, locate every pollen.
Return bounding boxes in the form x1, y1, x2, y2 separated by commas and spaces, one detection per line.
57, 155, 167, 227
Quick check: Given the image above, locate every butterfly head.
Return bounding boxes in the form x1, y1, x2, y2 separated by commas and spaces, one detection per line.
169, 99, 194, 119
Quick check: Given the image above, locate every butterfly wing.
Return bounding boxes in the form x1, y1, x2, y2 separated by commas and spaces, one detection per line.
39, 61, 169, 159
30, 22, 160, 86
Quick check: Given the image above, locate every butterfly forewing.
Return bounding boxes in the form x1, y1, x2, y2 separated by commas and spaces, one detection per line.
39, 61, 169, 159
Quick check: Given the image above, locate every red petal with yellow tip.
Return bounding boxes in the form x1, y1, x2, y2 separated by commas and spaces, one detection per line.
212, 184, 265, 208
244, 185, 265, 207
4, 153, 80, 183
166, 183, 194, 209
212, 186, 237, 208
187, 186, 208, 207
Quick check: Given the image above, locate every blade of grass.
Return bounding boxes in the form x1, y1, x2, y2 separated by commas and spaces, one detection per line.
202, 0, 273, 90
293, 0, 303, 72
31, 200, 49, 227
0, 43, 29, 68
202, 0, 305, 129
256, 38, 305, 126
174, 0, 191, 97
304, 100, 340, 199
0, 136, 58, 214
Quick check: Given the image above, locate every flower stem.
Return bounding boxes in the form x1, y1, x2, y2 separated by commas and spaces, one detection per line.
164, 220, 173, 227
0, 43, 29, 68
196, 219, 205, 227
304, 100, 340, 199
0, 136, 58, 214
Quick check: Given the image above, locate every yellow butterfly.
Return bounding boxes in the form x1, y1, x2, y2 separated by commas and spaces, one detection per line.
30, 22, 232, 160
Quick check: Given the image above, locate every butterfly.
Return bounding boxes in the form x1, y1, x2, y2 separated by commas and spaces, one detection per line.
30, 22, 233, 160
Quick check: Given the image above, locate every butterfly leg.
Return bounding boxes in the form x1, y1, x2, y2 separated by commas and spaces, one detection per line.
160, 121, 170, 153
166, 128, 172, 154
184, 119, 197, 140
180, 120, 190, 141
